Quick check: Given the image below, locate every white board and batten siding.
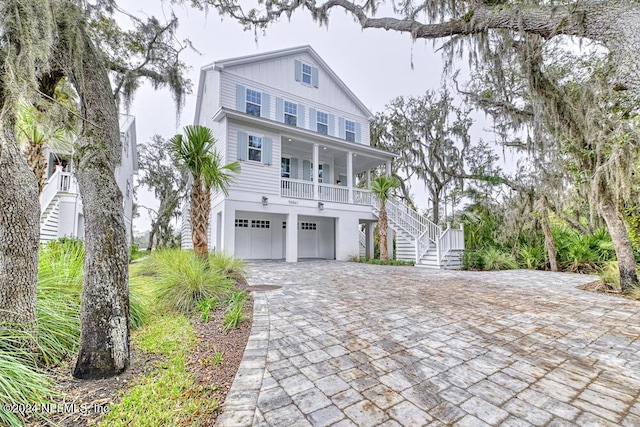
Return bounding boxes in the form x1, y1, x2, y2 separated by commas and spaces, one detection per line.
216, 54, 371, 145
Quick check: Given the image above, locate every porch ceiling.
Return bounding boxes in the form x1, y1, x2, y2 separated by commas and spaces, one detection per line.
280, 136, 387, 173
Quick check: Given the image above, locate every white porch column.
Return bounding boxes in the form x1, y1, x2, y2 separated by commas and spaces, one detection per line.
286, 212, 298, 262
366, 222, 375, 259
387, 227, 395, 260
221, 202, 235, 257
335, 215, 359, 261
366, 169, 371, 189
313, 143, 319, 200
347, 151, 354, 203
386, 160, 392, 175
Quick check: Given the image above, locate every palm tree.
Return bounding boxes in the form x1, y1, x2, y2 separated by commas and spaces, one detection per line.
372, 175, 399, 261
170, 125, 240, 260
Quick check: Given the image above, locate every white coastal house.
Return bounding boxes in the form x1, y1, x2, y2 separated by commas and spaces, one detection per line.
182, 46, 464, 268
39, 114, 138, 246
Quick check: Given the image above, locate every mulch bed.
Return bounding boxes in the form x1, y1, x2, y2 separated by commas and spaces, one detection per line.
28, 295, 253, 427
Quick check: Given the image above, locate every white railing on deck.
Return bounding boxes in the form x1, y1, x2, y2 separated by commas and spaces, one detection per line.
353, 189, 372, 205
438, 225, 465, 260
319, 183, 349, 203
281, 178, 314, 200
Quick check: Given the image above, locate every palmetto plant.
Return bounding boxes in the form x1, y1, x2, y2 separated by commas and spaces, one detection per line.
170, 125, 240, 260
371, 175, 399, 261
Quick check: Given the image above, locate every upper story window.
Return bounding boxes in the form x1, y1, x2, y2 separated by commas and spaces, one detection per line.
302, 64, 312, 85
284, 101, 297, 126
317, 111, 328, 135
248, 135, 262, 162
345, 120, 356, 142
246, 89, 261, 117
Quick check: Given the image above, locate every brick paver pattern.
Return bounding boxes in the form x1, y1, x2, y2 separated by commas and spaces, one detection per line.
216, 261, 640, 427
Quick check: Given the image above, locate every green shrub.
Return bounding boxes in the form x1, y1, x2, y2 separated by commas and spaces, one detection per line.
209, 252, 247, 282
518, 244, 546, 270
197, 298, 215, 323
598, 261, 620, 289
462, 250, 485, 270
350, 257, 414, 266
150, 250, 234, 312
223, 291, 247, 332
482, 248, 518, 270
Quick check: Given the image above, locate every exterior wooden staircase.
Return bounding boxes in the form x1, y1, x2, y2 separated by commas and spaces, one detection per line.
371, 196, 465, 269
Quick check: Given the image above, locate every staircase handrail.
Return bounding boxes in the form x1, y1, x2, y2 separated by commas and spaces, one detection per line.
414, 229, 431, 264
374, 196, 442, 243
40, 167, 62, 213
437, 225, 465, 263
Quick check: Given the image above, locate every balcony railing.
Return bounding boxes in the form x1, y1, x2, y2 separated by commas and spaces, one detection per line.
281, 178, 372, 205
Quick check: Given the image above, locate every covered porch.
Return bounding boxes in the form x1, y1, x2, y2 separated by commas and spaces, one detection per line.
278, 136, 391, 205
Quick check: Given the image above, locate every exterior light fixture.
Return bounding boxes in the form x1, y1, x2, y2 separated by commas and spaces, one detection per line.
262, 196, 268, 206
318, 202, 324, 210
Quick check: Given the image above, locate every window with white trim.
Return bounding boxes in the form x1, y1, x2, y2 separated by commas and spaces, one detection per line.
281, 157, 291, 178
317, 111, 328, 135
302, 64, 312, 85
300, 222, 317, 230
345, 120, 356, 142
284, 101, 297, 126
248, 135, 262, 162
306, 163, 323, 182
245, 89, 261, 117
251, 220, 270, 228
235, 219, 249, 228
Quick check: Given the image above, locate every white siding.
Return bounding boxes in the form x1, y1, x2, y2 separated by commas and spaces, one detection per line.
226, 120, 281, 198
217, 55, 371, 145
197, 70, 220, 126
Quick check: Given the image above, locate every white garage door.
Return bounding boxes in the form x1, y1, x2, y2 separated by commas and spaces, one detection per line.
234, 218, 273, 259
298, 222, 319, 258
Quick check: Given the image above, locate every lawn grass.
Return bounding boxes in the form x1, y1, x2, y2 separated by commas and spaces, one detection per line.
99, 257, 220, 426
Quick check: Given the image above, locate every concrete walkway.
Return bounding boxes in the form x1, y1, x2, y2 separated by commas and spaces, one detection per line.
216, 261, 640, 426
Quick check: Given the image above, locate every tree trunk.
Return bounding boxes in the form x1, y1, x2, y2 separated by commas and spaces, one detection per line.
23, 140, 47, 194
58, 24, 130, 379
539, 196, 558, 272
146, 221, 158, 252
0, 109, 40, 339
599, 199, 639, 293
190, 178, 210, 260
431, 197, 440, 225
379, 204, 389, 261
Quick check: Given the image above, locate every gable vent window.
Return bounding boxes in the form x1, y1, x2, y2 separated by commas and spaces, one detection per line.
302, 64, 312, 85
345, 120, 356, 142
284, 101, 297, 126
300, 222, 317, 230
251, 220, 270, 228
235, 219, 249, 228
246, 89, 261, 117
317, 111, 328, 135
248, 135, 263, 162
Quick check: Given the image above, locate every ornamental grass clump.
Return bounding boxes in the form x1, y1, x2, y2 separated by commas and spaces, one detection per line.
150, 250, 234, 312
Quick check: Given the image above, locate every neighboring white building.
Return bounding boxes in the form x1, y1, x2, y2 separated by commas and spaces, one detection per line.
39, 114, 138, 246
183, 46, 463, 268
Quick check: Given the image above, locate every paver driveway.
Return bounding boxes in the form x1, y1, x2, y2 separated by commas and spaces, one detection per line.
217, 261, 640, 427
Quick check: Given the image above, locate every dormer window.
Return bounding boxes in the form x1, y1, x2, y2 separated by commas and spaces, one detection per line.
317, 111, 328, 135
345, 120, 356, 142
302, 64, 312, 85
246, 89, 261, 117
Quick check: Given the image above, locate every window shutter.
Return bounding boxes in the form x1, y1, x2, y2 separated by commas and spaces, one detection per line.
309, 108, 317, 131
339, 174, 347, 186
297, 104, 305, 128
323, 164, 330, 184
261, 93, 271, 119
294, 60, 302, 82
236, 85, 246, 112
276, 97, 284, 122
311, 67, 319, 88
338, 118, 345, 139
263, 137, 272, 165
303, 160, 311, 181
355, 122, 362, 143
328, 114, 335, 137
291, 158, 299, 179
237, 131, 248, 161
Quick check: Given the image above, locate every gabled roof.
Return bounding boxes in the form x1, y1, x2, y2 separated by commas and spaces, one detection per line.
194, 45, 373, 123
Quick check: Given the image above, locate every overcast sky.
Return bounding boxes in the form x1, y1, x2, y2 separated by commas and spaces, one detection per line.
126, 1, 480, 234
